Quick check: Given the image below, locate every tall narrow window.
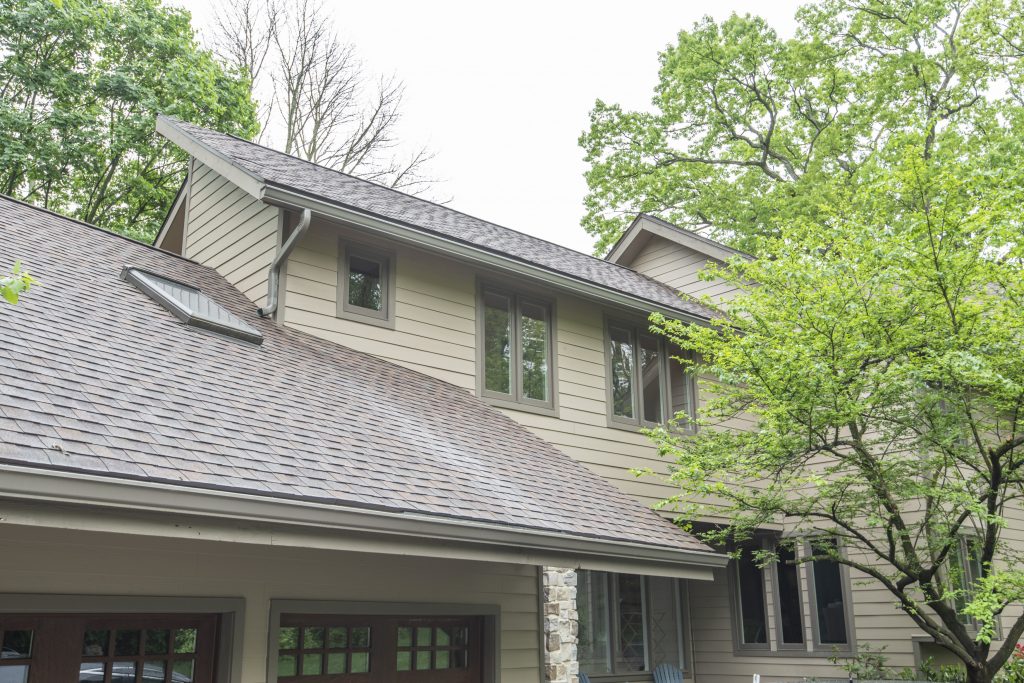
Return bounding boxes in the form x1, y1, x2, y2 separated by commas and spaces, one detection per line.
810, 538, 849, 645
577, 571, 612, 674
616, 575, 647, 672
735, 553, 768, 646
639, 335, 663, 423
607, 320, 696, 430
338, 243, 394, 325
954, 537, 986, 628
609, 326, 635, 419
479, 286, 554, 409
775, 542, 805, 645
482, 291, 512, 394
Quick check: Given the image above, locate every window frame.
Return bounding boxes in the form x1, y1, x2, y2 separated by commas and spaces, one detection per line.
805, 537, 856, 654
952, 535, 1001, 638
576, 571, 692, 681
337, 240, 396, 328
603, 316, 697, 432
475, 282, 557, 415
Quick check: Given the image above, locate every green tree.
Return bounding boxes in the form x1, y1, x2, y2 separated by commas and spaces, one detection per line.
1, 262, 34, 304
580, 0, 1024, 255
648, 135, 1024, 683
0, 0, 257, 242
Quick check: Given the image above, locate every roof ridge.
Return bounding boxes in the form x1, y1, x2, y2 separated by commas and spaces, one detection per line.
166, 117, 660, 280
0, 193, 203, 267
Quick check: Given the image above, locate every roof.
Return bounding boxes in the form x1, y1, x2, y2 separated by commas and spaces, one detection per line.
0, 195, 715, 559
157, 116, 717, 322
606, 213, 752, 267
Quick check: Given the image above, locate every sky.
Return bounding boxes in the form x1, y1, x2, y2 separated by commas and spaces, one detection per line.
171, 0, 803, 254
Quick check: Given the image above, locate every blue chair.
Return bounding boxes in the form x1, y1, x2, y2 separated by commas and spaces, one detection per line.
653, 663, 685, 683
578, 674, 592, 683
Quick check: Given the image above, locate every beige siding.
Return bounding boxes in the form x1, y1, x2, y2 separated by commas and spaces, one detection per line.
184, 161, 280, 308
0, 522, 541, 683
627, 235, 742, 305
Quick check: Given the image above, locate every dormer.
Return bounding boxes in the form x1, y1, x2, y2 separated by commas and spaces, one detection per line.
606, 214, 750, 305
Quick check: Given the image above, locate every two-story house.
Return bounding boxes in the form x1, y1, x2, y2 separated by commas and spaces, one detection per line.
0, 116, 1004, 683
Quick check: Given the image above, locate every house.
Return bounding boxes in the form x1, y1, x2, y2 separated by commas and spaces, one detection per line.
0, 116, 1000, 683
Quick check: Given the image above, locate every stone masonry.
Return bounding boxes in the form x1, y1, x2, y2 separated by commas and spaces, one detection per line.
543, 567, 580, 683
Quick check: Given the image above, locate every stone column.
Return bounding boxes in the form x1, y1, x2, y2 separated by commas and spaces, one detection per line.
542, 567, 579, 683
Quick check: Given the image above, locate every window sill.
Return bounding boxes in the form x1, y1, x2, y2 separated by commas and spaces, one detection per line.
604, 418, 698, 436
480, 395, 559, 418
730, 645, 854, 658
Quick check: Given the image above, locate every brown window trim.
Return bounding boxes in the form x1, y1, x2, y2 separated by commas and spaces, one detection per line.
337, 239, 397, 329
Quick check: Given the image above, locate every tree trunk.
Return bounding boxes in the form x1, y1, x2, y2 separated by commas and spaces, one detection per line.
966, 664, 990, 683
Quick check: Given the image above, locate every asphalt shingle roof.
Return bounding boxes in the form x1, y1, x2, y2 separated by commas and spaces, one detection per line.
164, 117, 716, 321
0, 195, 711, 554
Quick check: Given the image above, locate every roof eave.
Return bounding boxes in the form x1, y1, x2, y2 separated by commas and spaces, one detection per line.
260, 184, 713, 327
607, 214, 751, 266
0, 464, 727, 579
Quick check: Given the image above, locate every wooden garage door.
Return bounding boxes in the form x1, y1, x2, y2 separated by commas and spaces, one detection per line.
0, 613, 218, 683
277, 615, 484, 683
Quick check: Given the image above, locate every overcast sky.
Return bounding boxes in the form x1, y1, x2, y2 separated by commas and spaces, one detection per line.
172, 0, 803, 254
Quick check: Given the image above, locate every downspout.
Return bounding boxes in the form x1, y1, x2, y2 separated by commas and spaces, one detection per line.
258, 207, 311, 318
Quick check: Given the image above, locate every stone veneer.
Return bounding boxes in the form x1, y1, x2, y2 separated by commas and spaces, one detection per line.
542, 567, 580, 683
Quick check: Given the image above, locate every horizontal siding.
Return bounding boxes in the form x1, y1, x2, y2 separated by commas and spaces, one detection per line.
0, 523, 541, 683
627, 235, 743, 305
184, 162, 280, 308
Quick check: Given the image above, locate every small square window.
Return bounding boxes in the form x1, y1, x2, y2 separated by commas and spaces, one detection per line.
338, 242, 394, 326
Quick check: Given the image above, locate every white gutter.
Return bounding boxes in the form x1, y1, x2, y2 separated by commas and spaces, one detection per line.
0, 464, 726, 579
259, 184, 711, 326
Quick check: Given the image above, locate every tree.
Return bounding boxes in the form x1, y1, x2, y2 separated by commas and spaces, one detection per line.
647, 132, 1024, 683
211, 0, 435, 194
580, 0, 1024, 256
1, 262, 34, 304
0, 0, 257, 242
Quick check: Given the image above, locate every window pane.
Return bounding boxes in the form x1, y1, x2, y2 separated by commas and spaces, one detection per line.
668, 349, 694, 425
616, 574, 647, 672
639, 335, 662, 423
2, 630, 32, 658
83, 630, 109, 657
776, 543, 804, 644
277, 655, 297, 677
609, 326, 635, 419
483, 291, 512, 394
142, 661, 164, 683
520, 301, 549, 401
737, 554, 768, 644
110, 662, 136, 683
303, 627, 324, 649
79, 663, 105, 683
2, 665, 29, 683
577, 571, 612, 674
174, 628, 197, 654
348, 255, 383, 311
278, 626, 299, 651
647, 576, 682, 670
812, 539, 848, 644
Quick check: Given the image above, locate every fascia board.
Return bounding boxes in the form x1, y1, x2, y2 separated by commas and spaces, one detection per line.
156, 117, 266, 200
0, 464, 726, 579
260, 185, 712, 327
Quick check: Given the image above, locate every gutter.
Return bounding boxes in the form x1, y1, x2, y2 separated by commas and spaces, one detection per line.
259, 184, 712, 327
0, 464, 727, 580
258, 207, 310, 318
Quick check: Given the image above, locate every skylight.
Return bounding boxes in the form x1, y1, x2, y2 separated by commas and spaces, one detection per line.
121, 266, 263, 344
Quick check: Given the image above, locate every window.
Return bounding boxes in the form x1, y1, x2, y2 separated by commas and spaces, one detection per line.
121, 266, 263, 344
729, 536, 851, 655
577, 571, 688, 678
808, 538, 851, 648
276, 614, 482, 683
774, 542, 805, 646
733, 550, 769, 648
952, 536, 995, 634
338, 243, 394, 326
605, 320, 695, 430
478, 285, 554, 410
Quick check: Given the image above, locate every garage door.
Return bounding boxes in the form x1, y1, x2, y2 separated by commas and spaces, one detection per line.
276, 615, 484, 683
0, 613, 218, 683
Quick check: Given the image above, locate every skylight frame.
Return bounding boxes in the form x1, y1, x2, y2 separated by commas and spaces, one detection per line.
120, 266, 264, 345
